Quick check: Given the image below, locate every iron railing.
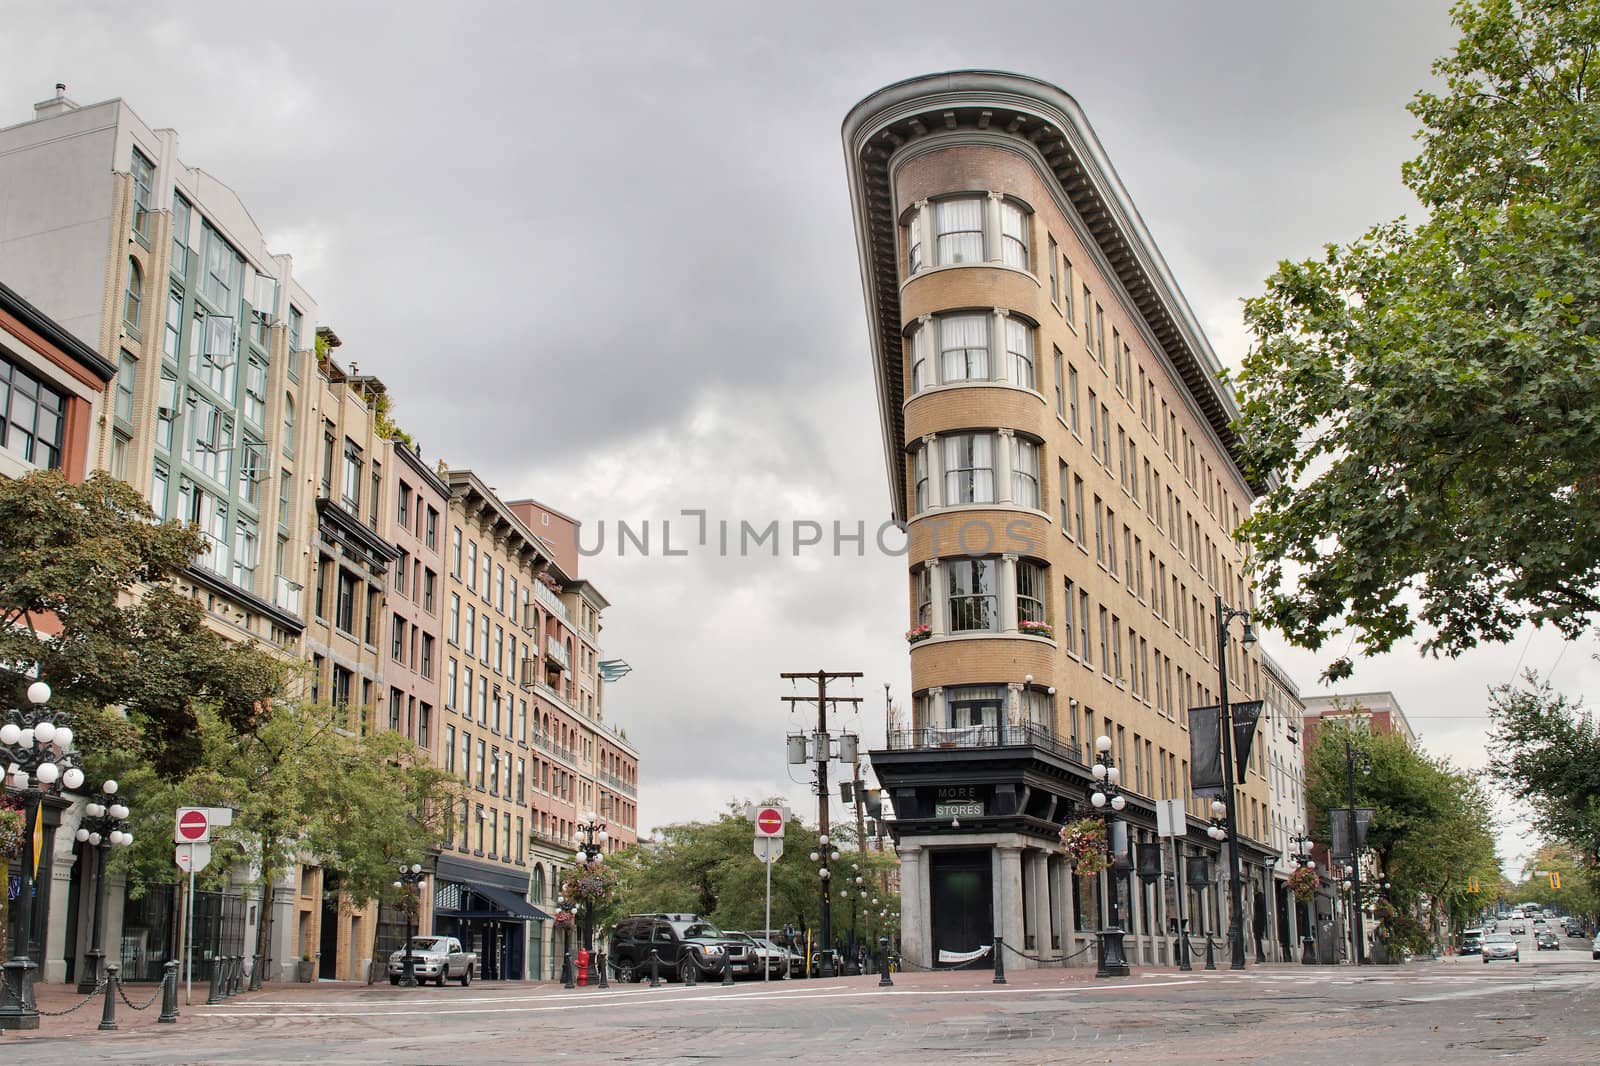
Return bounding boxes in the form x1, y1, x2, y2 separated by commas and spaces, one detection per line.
885, 722, 1085, 766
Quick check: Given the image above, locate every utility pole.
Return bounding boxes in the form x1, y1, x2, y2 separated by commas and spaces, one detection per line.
1345, 739, 1368, 966
782, 670, 862, 979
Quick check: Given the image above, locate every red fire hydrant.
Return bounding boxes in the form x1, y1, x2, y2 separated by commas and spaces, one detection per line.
576, 947, 590, 986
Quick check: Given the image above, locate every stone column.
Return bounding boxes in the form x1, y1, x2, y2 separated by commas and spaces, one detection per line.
1127, 851, 1146, 964
1054, 856, 1079, 961
995, 845, 1026, 970
995, 427, 1015, 505
922, 431, 943, 510
999, 552, 1019, 633
899, 845, 929, 971
927, 560, 946, 639
927, 686, 946, 731
1031, 849, 1056, 961
985, 191, 1003, 266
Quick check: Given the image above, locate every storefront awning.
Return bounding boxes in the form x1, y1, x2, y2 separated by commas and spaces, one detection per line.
434, 881, 551, 922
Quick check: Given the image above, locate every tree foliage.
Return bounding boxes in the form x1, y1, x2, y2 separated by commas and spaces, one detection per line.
0, 470, 286, 775
1488, 671, 1600, 848
1234, 0, 1600, 678
1304, 722, 1500, 940
609, 803, 900, 947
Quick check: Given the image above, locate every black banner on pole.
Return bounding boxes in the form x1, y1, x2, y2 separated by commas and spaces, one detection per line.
1188, 705, 1223, 797
1231, 701, 1264, 782
1329, 807, 1376, 861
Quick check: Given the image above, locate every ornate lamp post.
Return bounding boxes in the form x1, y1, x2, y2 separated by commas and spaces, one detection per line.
809, 834, 842, 977
392, 863, 427, 987
74, 781, 132, 993
573, 811, 608, 983
1213, 595, 1257, 970
555, 895, 574, 985
1, 680, 85, 1030
1289, 829, 1318, 964
1089, 734, 1130, 978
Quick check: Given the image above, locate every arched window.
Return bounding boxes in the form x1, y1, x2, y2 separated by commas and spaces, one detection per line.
123, 258, 144, 337
532, 864, 546, 903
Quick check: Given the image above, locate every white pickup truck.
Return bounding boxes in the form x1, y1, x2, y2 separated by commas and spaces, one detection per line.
388, 936, 477, 986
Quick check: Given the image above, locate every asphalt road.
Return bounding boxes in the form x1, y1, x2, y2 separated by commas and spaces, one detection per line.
9, 936, 1599, 1065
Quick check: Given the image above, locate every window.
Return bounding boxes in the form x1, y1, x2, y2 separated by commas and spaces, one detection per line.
1093, 496, 1104, 563
150, 461, 169, 519
115, 352, 137, 423
392, 615, 406, 660
1057, 460, 1069, 528
933, 198, 984, 264
466, 541, 477, 591
1061, 578, 1077, 655
913, 566, 932, 628
465, 604, 476, 655
123, 259, 144, 337
1088, 389, 1099, 455
912, 446, 929, 512
240, 437, 264, 505
1079, 589, 1092, 664
421, 633, 435, 678
341, 439, 363, 517
287, 304, 303, 353
281, 394, 295, 457
1016, 560, 1045, 625
200, 223, 243, 310
904, 209, 923, 273
1048, 236, 1059, 302
320, 424, 335, 496
939, 314, 989, 383
1099, 607, 1110, 675
424, 569, 436, 612
1062, 259, 1075, 322
945, 685, 1004, 729
449, 592, 461, 643
1004, 317, 1034, 388
426, 507, 438, 549
907, 325, 929, 393
131, 149, 155, 244
999, 201, 1029, 270
398, 483, 412, 528
170, 194, 192, 278
446, 658, 458, 710
370, 465, 381, 530
1053, 348, 1065, 418
1072, 475, 1085, 544
452, 527, 463, 576
1067, 364, 1080, 434
336, 570, 357, 634
1011, 437, 1039, 509
943, 434, 994, 505
243, 359, 266, 426
946, 558, 998, 632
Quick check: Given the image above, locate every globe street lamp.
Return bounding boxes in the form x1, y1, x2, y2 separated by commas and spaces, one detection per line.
573, 812, 608, 983
810, 834, 842, 977
1090, 734, 1130, 978
1, 680, 85, 1030
1290, 829, 1318, 964
392, 863, 427, 987
74, 781, 132, 994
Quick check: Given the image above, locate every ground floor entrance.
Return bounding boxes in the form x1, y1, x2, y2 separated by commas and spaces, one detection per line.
929, 849, 993, 968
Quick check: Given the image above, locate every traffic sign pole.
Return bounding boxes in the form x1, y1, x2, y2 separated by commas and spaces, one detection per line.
765, 843, 773, 981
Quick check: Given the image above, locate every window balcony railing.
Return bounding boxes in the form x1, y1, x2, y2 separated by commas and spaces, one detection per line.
885, 722, 1084, 766
197, 531, 227, 575
535, 581, 570, 623
275, 575, 303, 614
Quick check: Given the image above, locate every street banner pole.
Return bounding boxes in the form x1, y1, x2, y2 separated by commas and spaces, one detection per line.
185, 856, 195, 1004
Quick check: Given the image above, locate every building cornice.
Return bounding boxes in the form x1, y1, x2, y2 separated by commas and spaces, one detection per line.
445, 470, 552, 573
843, 70, 1266, 520
0, 279, 116, 382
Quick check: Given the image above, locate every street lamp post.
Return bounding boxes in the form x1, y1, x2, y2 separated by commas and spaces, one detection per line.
1, 680, 86, 1031
574, 811, 608, 982
74, 781, 132, 993
555, 896, 574, 986
392, 863, 427, 987
1290, 830, 1317, 965
1089, 734, 1130, 978
1214, 594, 1257, 970
809, 835, 841, 977
1343, 740, 1373, 965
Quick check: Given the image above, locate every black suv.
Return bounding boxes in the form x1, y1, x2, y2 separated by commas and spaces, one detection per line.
609, 914, 754, 982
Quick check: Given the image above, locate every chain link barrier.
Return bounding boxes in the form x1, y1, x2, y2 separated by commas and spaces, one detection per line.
998, 937, 1100, 967
37, 977, 107, 1017
117, 976, 165, 1012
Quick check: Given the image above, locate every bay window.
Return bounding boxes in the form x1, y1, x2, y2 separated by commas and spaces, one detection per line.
1004, 316, 1034, 388
933, 198, 984, 264
942, 434, 994, 505
1011, 437, 1040, 509
946, 557, 998, 632
999, 200, 1029, 269
912, 445, 929, 512
1016, 560, 1045, 625
938, 314, 989, 382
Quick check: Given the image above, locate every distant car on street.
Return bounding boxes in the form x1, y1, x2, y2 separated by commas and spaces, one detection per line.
725, 931, 790, 979
1510, 921, 1526, 934
1459, 929, 1483, 956
1535, 931, 1560, 951
1481, 934, 1519, 963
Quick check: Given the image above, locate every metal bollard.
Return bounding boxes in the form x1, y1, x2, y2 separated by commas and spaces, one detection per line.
878, 937, 893, 988
992, 934, 1006, 984
562, 949, 575, 990
684, 957, 697, 987
234, 954, 245, 994
227, 955, 239, 998
597, 952, 609, 989
1301, 937, 1317, 966
648, 948, 661, 987
1204, 935, 1217, 971
207, 956, 225, 1005
1178, 931, 1192, 973
248, 952, 262, 991
99, 963, 119, 1031
721, 953, 734, 986
159, 959, 180, 1023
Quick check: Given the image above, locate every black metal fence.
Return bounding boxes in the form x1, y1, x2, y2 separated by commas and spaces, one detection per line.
885, 723, 1085, 765
120, 884, 247, 982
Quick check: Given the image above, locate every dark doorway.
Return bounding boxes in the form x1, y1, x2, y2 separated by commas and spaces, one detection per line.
930, 849, 993, 969
319, 874, 340, 979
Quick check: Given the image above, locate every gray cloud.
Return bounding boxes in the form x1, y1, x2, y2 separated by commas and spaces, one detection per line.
16, 1, 1561, 871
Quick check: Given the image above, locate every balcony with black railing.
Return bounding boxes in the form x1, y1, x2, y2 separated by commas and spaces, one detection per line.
884, 721, 1085, 767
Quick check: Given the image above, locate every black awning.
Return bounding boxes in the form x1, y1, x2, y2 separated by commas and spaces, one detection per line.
470, 883, 550, 921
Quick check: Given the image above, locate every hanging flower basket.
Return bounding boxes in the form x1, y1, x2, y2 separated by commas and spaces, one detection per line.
0, 804, 25, 859
1287, 864, 1320, 903
1018, 619, 1052, 638
559, 859, 619, 908
906, 625, 932, 644
1059, 817, 1109, 876
553, 910, 575, 929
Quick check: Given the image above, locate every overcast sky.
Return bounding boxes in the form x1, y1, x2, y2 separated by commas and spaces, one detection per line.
11, 1, 1590, 882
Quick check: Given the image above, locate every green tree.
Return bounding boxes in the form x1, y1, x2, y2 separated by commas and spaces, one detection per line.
1233, 0, 1600, 679
1487, 672, 1600, 849
1304, 723, 1500, 947
0, 470, 286, 775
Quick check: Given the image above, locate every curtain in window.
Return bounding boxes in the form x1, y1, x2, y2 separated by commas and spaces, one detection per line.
1016, 560, 1045, 623
908, 325, 930, 392
912, 446, 929, 512
946, 558, 998, 632
1011, 438, 1040, 509
934, 199, 984, 264
1006, 317, 1034, 389
939, 314, 989, 382
943, 434, 994, 505
1000, 202, 1029, 269
905, 206, 923, 273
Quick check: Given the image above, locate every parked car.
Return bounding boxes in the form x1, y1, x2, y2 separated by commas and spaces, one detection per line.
1459, 929, 1483, 956
608, 914, 754, 983
1535, 931, 1560, 951
387, 936, 476, 986
1591, 933, 1600, 960
726, 931, 790, 979
1481, 933, 1519, 964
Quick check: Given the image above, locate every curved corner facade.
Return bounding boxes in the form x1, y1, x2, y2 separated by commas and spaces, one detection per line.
847, 71, 1287, 971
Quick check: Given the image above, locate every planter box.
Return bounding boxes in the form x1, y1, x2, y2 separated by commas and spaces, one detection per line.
296, 960, 315, 983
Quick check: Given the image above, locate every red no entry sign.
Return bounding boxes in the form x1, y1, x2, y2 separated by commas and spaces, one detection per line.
755, 806, 785, 837
175, 808, 210, 843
